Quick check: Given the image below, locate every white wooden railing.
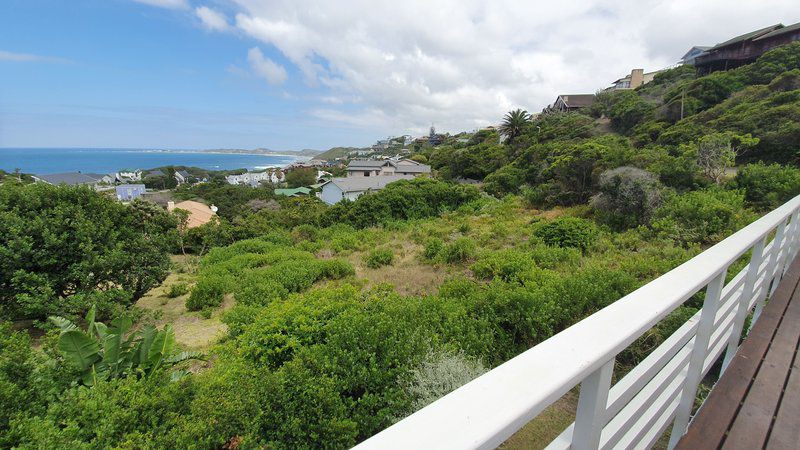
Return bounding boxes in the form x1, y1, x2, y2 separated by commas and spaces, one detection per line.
355, 194, 800, 450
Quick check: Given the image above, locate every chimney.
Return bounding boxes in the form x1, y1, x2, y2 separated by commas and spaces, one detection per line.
630, 69, 644, 89
167, 201, 175, 211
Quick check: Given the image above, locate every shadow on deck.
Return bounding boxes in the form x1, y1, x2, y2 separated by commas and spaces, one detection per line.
677, 256, 800, 449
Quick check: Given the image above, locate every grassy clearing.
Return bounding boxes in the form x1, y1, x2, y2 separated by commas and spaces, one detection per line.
136, 255, 231, 351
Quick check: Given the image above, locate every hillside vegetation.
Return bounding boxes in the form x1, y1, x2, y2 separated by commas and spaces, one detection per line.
2, 44, 800, 449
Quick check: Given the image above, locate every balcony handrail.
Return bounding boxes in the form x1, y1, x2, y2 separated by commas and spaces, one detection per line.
355, 194, 800, 450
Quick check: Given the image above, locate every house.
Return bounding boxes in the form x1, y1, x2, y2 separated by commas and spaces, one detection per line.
167, 200, 218, 228
174, 170, 191, 185
319, 175, 414, 205
680, 46, 711, 66
144, 169, 166, 179
225, 169, 284, 186
274, 187, 312, 197
544, 94, 596, 113
115, 170, 142, 183
33, 172, 106, 188
695, 22, 800, 73
116, 184, 146, 202
606, 68, 664, 91
346, 159, 431, 177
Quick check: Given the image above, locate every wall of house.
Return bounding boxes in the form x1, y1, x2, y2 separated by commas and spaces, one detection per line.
321, 183, 345, 205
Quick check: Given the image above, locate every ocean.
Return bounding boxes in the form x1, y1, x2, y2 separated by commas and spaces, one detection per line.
0, 148, 302, 175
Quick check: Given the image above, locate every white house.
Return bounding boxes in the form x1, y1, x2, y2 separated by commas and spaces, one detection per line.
225, 169, 284, 186
115, 170, 142, 183
346, 158, 431, 178
174, 170, 191, 185
319, 175, 414, 205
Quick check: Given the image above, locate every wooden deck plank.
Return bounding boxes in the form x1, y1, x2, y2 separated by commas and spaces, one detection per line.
676, 257, 800, 449
723, 283, 800, 449
765, 312, 800, 449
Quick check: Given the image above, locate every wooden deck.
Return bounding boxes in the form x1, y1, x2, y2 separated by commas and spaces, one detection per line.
677, 256, 800, 449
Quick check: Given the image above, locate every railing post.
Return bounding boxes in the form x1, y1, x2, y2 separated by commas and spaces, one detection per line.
668, 267, 728, 450
769, 217, 791, 298
572, 358, 614, 450
780, 209, 800, 276
752, 220, 787, 327
721, 236, 766, 374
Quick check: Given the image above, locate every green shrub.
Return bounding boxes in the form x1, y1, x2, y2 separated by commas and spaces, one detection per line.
319, 259, 356, 279
402, 350, 486, 414
593, 166, 664, 229
471, 249, 534, 282
533, 217, 598, 252
732, 163, 800, 210
440, 238, 477, 263
423, 237, 444, 260
167, 283, 189, 298
364, 248, 394, 269
186, 277, 227, 311
652, 188, 755, 245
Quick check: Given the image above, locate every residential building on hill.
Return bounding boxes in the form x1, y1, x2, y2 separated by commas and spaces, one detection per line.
695, 22, 800, 73
33, 172, 112, 188
116, 184, 146, 202
544, 94, 596, 113
346, 158, 431, 177
680, 46, 712, 65
225, 169, 284, 186
319, 175, 414, 205
115, 170, 142, 183
174, 170, 191, 185
606, 68, 664, 90
167, 200, 217, 228
275, 187, 312, 197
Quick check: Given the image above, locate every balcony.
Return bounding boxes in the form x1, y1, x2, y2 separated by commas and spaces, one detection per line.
355, 195, 800, 449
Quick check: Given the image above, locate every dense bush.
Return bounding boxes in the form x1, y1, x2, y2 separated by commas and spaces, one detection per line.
186, 276, 227, 311
423, 237, 444, 260
167, 283, 190, 298
652, 188, 755, 245
732, 163, 800, 210
320, 178, 480, 229
440, 237, 477, 263
533, 217, 598, 252
364, 248, 394, 268
593, 167, 664, 229
0, 184, 175, 321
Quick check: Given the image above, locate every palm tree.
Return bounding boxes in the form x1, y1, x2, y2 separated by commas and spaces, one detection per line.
498, 109, 532, 141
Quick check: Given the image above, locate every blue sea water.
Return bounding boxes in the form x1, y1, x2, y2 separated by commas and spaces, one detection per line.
0, 148, 302, 175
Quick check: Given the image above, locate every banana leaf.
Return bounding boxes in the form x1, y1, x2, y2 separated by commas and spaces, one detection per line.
58, 330, 100, 371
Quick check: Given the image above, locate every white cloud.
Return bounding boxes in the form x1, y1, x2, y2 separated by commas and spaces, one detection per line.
219, 1, 799, 134
195, 6, 230, 31
132, 0, 189, 9
247, 47, 288, 85
0, 50, 72, 64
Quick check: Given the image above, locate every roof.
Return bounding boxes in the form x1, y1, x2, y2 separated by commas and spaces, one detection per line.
170, 200, 216, 228
681, 46, 712, 60
274, 187, 312, 196
84, 173, 112, 181
348, 160, 389, 169
116, 184, 146, 190
323, 175, 415, 194
34, 172, 102, 186
145, 170, 166, 177
753, 21, 800, 41
558, 94, 595, 108
176, 170, 190, 177
709, 24, 783, 51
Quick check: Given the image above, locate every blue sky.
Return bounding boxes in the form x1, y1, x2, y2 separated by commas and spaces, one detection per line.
1, 0, 797, 150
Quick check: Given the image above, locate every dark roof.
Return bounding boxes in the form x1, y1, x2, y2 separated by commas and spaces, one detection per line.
84, 173, 111, 181
709, 24, 782, 50
753, 21, 800, 41
558, 94, 595, 108
176, 170, 190, 177
145, 170, 166, 177
34, 172, 101, 186
323, 175, 415, 193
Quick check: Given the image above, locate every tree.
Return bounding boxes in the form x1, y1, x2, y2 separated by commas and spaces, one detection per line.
0, 184, 175, 320
285, 167, 317, 188
695, 133, 758, 183
498, 109, 531, 142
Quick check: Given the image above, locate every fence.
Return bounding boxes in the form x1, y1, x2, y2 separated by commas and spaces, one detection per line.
355, 194, 800, 449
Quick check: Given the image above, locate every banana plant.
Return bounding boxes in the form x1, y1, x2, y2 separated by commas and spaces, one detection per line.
50, 306, 203, 386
